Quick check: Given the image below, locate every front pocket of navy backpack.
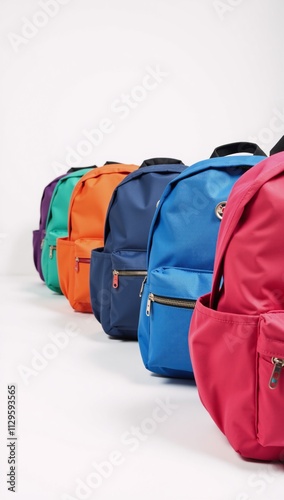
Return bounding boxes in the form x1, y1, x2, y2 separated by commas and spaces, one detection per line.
90, 247, 111, 325
146, 267, 212, 375
110, 250, 147, 335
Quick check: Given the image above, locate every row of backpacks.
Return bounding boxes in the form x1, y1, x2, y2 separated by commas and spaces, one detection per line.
33, 136, 284, 461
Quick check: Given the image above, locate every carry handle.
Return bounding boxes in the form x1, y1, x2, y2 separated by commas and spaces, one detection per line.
104, 161, 120, 165
210, 142, 266, 158
67, 165, 97, 173
270, 136, 284, 156
140, 157, 184, 168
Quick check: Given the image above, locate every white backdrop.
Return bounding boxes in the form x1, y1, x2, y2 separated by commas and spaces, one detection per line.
2, 3, 284, 500
1, 0, 284, 275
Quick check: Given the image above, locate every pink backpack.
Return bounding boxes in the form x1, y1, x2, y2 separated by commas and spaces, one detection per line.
189, 152, 284, 461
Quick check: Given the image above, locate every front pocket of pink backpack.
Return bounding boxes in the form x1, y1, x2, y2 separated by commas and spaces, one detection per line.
257, 312, 284, 447
190, 294, 259, 445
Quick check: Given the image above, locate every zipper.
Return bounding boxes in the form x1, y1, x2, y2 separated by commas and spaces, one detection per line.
112, 269, 147, 289
139, 276, 147, 297
75, 257, 91, 272
269, 357, 284, 389
49, 245, 57, 258
146, 293, 196, 316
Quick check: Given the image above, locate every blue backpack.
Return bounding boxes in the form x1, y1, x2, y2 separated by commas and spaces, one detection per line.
90, 158, 187, 339
138, 142, 266, 378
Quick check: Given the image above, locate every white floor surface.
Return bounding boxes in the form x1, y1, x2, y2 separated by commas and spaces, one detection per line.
0, 276, 283, 500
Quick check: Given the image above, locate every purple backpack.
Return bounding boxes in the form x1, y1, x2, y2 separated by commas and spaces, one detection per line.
33, 173, 67, 280
32, 168, 86, 280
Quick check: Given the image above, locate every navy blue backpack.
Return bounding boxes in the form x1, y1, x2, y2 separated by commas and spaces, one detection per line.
138, 142, 266, 378
90, 158, 187, 339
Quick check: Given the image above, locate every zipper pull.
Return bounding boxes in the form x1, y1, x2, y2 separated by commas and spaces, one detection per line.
139, 276, 147, 297
75, 257, 79, 272
49, 245, 56, 258
112, 270, 119, 288
269, 357, 284, 389
146, 293, 154, 316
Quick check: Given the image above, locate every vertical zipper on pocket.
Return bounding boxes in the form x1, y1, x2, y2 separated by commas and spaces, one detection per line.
146, 293, 196, 317
75, 257, 91, 272
49, 245, 56, 258
269, 357, 284, 389
112, 270, 147, 289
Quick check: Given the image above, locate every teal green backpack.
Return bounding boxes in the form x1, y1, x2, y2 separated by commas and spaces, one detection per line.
41, 166, 96, 293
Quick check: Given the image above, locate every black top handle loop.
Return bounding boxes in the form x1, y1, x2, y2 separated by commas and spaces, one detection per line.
140, 157, 184, 168
67, 165, 97, 173
104, 161, 120, 166
210, 142, 266, 158
270, 136, 284, 156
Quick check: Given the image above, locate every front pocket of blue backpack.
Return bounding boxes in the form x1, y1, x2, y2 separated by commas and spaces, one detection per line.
146, 267, 213, 377
110, 250, 147, 338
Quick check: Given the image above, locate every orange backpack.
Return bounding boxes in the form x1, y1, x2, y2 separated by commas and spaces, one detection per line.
57, 163, 138, 312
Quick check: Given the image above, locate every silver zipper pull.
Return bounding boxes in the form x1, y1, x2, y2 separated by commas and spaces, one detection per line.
269, 357, 284, 389
146, 293, 154, 316
139, 276, 147, 297
40, 239, 44, 250
49, 245, 56, 258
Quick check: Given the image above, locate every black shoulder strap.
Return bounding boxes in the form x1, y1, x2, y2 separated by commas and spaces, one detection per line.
67, 165, 97, 173
270, 136, 284, 156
